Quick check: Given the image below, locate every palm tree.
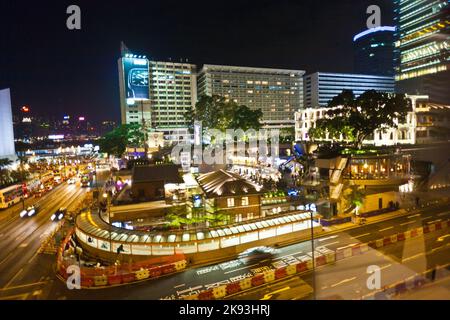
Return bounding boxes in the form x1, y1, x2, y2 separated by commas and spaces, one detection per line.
344, 185, 365, 217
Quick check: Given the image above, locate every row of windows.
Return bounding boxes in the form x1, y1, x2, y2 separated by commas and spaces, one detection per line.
227, 196, 249, 207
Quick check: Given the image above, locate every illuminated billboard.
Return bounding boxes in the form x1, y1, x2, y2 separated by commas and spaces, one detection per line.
122, 56, 150, 103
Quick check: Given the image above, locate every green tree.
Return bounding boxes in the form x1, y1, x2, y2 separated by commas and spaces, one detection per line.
185, 95, 262, 132
98, 124, 148, 158
0, 158, 14, 187
308, 90, 411, 149
344, 185, 365, 215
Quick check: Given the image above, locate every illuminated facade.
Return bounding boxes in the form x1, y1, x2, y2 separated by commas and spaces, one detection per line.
353, 26, 396, 76
394, 0, 450, 103
198, 65, 305, 129
0, 88, 16, 160
303, 72, 395, 108
295, 95, 450, 145
119, 54, 197, 144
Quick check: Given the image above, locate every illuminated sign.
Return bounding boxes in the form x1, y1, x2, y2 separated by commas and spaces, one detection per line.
79, 117, 85, 121
64, 115, 70, 120
353, 26, 396, 42
21, 106, 30, 113
122, 56, 150, 102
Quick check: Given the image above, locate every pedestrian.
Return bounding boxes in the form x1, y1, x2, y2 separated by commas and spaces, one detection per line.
415, 196, 420, 206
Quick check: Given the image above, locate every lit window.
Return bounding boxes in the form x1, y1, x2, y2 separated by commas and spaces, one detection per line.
235, 214, 242, 223
227, 198, 235, 207
241, 197, 249, 206
247, 212, 254, 220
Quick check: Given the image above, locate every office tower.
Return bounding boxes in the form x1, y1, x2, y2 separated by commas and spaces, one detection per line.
303, 72, 395, 108
0, 88, 16, 160
354, 26, 396, 76
394, 0, 450, 103
198, 64, 305, 129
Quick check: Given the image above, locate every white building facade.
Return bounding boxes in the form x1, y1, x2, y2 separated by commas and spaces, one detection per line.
295, 95, 450, 146
198, 64, 305, 129
0, 88, 16, 160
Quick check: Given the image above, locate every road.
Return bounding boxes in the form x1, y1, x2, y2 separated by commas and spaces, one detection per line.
39, 201, 450, 300
229, 224, 450, 300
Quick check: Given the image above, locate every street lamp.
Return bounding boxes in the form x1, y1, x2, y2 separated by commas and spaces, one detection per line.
310, 210, 316, 300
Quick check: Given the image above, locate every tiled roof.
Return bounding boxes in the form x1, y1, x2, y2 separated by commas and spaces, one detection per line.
196, 169, 265, 197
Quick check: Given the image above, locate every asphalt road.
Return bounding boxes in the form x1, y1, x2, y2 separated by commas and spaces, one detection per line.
40, 201, 450, 300
229, 224, 450, 300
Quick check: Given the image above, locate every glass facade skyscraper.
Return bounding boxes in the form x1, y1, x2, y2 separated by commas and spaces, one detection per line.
394, 0, 450, 103
353, 26, 396, 76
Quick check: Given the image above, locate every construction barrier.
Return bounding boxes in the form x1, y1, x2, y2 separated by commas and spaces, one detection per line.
226, 282, 242, 295
94, 275, 108, 287
263, 269, 275, 282
212, 285, 227, 299
275, 267, 287, 279
251, 274, 265, 287
315, 255, 327, 267
107, 274, 122, 285
198, 290, 214, 300
187, 218, 450, 301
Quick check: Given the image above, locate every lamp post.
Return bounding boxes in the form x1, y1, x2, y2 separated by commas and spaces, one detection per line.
310, 210, 316, 300
103, 192, 112, 255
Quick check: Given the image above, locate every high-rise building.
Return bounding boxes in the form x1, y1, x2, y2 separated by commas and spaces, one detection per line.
119, 51, 197, 144
0, 88, 16, 160
149, 60, 197, 131
303, 72, 395, 108
118, 53, 151, 127
393, 0, 450, 104
197, 64, 305, 129
353, 26, 396, 76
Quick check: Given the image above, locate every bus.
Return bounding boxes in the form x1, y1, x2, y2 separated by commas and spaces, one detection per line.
0, 185, 23, 209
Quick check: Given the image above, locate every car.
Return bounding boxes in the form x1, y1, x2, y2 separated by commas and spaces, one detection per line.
67, 178, 76, 184
51, 207, 67, 221
20, 205, 38, 218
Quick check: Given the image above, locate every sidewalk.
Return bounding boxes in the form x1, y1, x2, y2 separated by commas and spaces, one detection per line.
321, 188, 450, 233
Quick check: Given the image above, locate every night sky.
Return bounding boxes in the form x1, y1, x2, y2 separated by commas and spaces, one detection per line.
0, 0, 393, 122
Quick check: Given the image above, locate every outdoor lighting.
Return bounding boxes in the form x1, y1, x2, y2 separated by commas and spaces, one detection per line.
103, 193, 108, 199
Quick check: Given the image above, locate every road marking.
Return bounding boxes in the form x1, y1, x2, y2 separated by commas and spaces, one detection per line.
402, 253, 424, 262
330, 277, 357, 288
380, 264, 392, 270
437, 234, 450, 242
438, 212, 450, 217
400, 221, 416, 226
353, 233, 370, 239
19, 243, 28, 248
407, 214, 420, 219
427, 219, 441, 224
0, 252, 13, 266
224, 263, 260, 274
318, 235, 339, 242
324, 241, 340, 246
422, 216, 433, 220
379, 226, 394, 232
5, 268, 24, 288
174, 283, 185, 289
336, 243, 358, 250
0, 281, 47, 292
273, 251, 303, 261
260, 286, 290, 300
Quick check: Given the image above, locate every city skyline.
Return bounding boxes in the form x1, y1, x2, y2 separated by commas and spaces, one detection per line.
1, 0, 394, 122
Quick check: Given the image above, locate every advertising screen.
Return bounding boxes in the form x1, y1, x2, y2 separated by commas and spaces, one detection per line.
122, 57, 149, 102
